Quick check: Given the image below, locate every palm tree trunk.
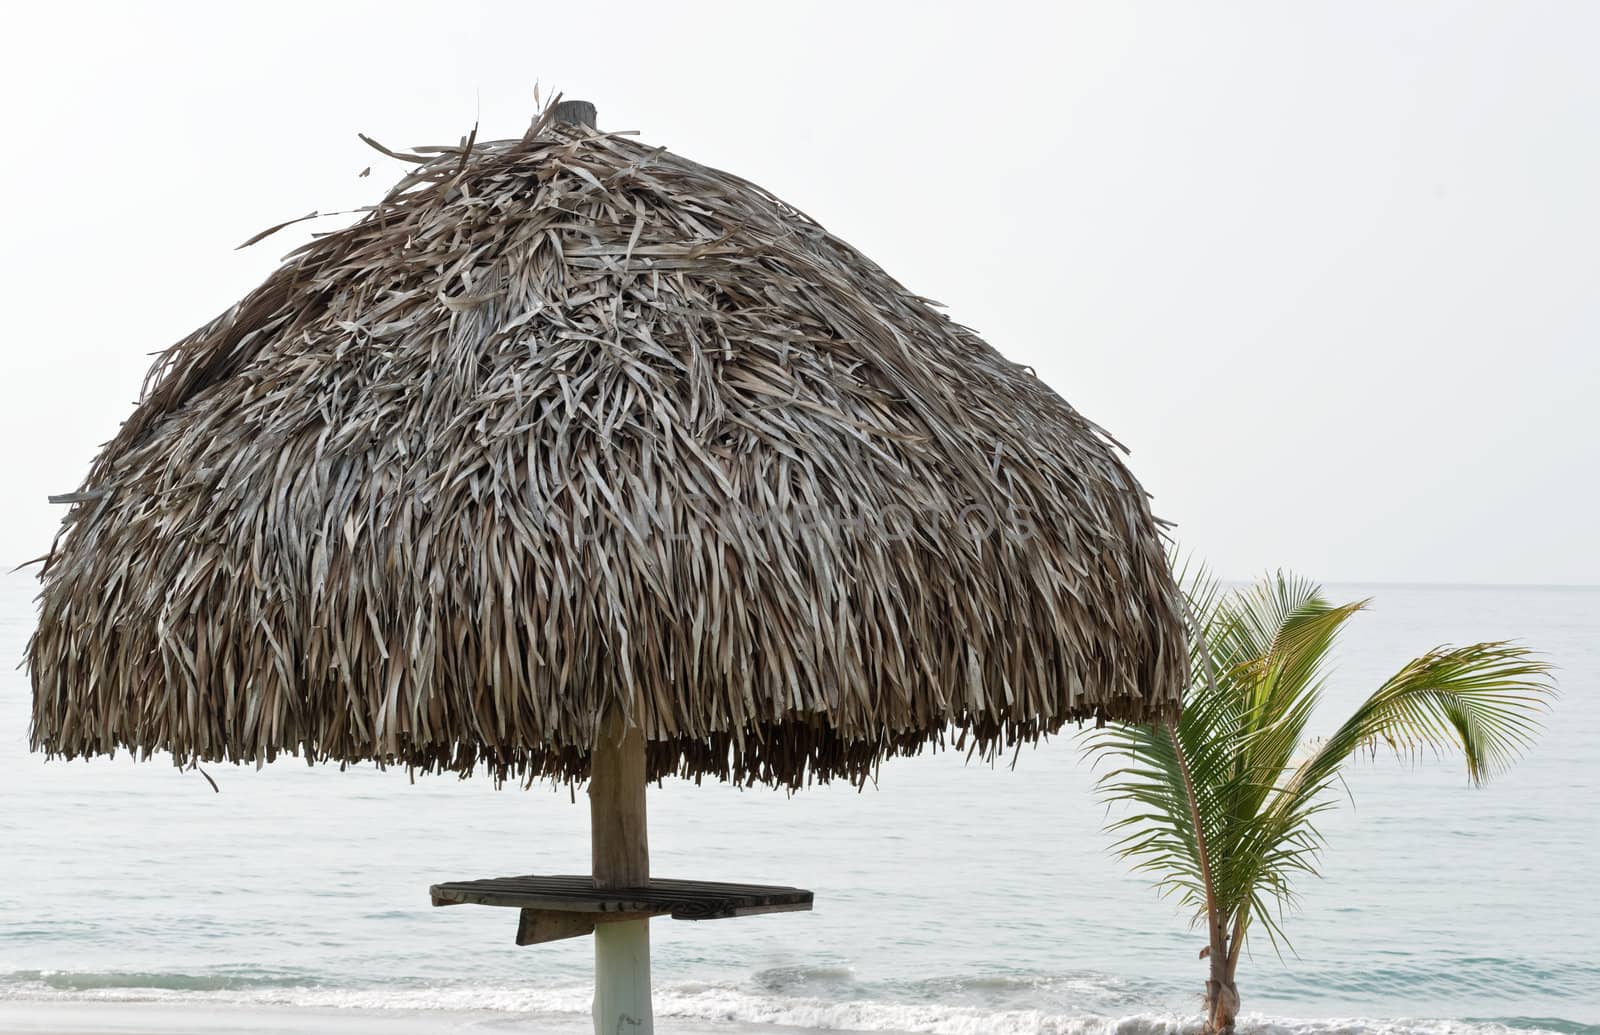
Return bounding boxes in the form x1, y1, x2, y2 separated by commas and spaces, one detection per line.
1203, 912, 1243, 1033
1200, 907, 1238, 1033
1177, 603, 1243, 1034
1165, 717, 1236, 1033
1204, 948, 1240, 1033
1205, 978, 1240, 1033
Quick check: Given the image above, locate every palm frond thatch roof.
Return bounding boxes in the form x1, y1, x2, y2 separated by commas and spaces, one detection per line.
28, 102, 1186, 788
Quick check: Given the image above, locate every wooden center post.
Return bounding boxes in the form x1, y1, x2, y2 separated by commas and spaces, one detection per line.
589, 706, 652, 1034
553, 84, 651, 1032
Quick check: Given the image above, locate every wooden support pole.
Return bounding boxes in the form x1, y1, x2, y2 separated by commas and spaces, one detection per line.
589, 706, 652, 1035
550, 99, 598, 130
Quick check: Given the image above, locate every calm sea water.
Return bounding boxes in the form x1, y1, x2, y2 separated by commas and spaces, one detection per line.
1, 572, 1595, 1034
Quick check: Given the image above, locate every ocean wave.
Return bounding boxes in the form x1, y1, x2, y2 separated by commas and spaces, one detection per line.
648, 988, 1595, 1035
0, 972, 1590, 1035
3, 969, 325, 992
1280, 957, 1600, 1002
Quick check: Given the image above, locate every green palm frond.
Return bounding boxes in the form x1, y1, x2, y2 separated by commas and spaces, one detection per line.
1291, 641, 1553, 796
1091, 717, 1208, 908
1088, 568, 1556, 967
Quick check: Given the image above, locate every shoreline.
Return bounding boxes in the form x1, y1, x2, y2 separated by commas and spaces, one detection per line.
0, 1001, 796, 1035
1, 999, 1594, 1035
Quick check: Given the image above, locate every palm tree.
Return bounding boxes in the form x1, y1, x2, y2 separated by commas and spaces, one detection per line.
1087, 572, 1553, 1034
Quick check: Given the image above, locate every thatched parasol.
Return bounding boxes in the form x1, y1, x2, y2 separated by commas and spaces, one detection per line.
29, 99, 1186, 1033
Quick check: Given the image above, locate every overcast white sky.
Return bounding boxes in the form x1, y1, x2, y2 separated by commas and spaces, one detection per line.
2, 1, 1596, 585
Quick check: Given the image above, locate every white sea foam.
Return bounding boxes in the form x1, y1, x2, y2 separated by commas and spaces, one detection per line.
0, 976, 1581, 1035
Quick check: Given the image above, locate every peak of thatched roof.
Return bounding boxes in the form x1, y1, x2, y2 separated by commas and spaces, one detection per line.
29, 102, 1185, 788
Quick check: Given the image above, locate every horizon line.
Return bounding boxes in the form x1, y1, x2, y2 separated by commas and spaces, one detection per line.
1222, 577, 1600, 591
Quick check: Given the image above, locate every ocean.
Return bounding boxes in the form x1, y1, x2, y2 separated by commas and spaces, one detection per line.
2, 572, 1595, 1034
